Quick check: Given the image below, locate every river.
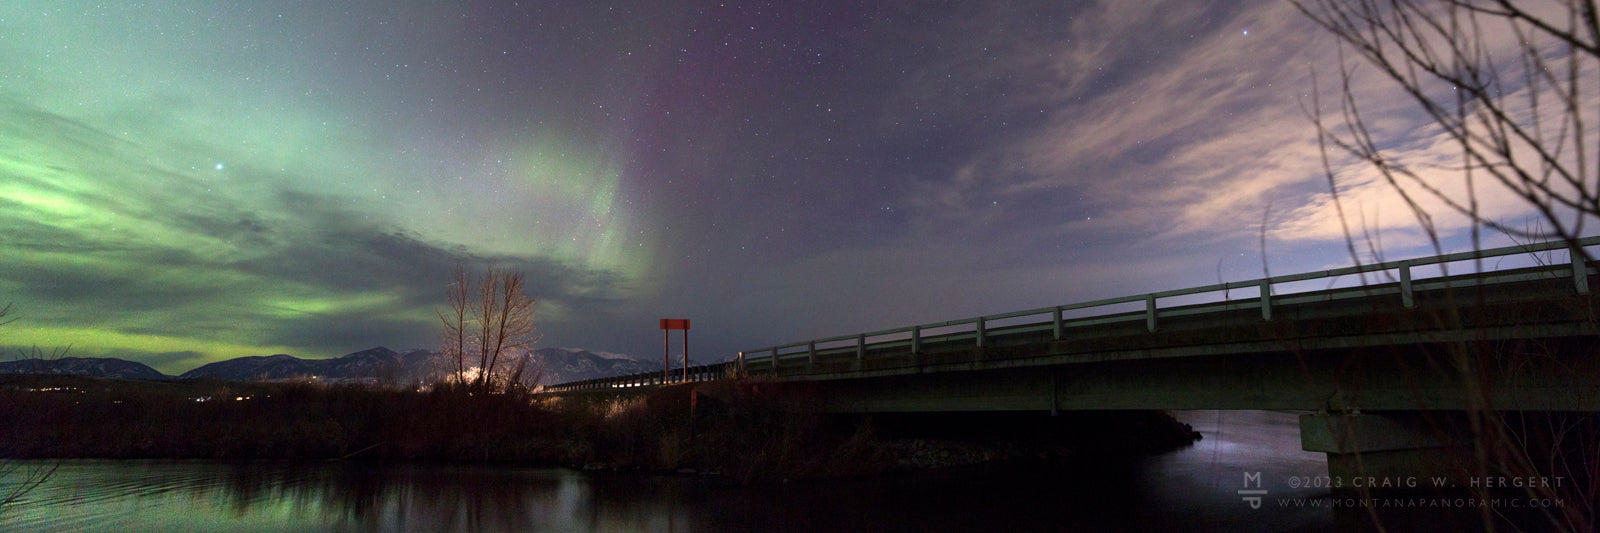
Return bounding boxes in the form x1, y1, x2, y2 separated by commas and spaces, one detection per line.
0, 411, 1531, 532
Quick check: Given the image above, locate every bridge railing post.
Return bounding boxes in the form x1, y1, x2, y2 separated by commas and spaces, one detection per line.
1145, 294, 1157, 332
1260, 279, 1273, 321
772, 347, 780, 371
912, 325, 922, 364
856, 334, 866, 367
975, 317, 986, 348
1399, 262, 1414, 308
1052, 307, 1063, 341
1573, 243, 1590, 295
807, 341, 816, 371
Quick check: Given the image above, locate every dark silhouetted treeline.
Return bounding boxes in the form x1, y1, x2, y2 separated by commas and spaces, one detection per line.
0, 375, 1199, 482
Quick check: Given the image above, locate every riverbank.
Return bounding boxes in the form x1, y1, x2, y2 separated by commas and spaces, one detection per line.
5, 413, 1582, 532
0, 374, 1200, 482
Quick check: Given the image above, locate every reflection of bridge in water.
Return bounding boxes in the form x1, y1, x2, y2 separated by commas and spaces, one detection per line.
547, 236, 1600, 481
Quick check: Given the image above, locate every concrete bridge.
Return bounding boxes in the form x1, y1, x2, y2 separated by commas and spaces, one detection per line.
546, 236, 1600, 482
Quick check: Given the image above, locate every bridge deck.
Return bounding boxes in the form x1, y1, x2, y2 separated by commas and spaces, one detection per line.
546, 237, 1600, 412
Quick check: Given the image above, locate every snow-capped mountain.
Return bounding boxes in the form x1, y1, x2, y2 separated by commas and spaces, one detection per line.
1, 346, 659, 386
0, 357, 168, 380
536, 347, 661, 385
178, 347, 434, 383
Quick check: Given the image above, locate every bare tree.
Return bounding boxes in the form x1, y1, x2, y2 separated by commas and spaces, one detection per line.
1296, 1, 1599, 530
436, 267, 540, 393
1297, 0, 1599, 253
438, 268, 471, 386
0, 303, 57, 516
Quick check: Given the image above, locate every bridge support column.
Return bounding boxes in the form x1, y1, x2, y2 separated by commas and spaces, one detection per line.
1300, 412, 1465, 488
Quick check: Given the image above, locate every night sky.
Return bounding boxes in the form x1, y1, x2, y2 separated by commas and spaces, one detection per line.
0, 1, 1564, 374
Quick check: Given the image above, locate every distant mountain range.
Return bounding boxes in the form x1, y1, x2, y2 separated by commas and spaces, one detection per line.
177, 347, 435, 383
0, 347, 664, 386
0, 357, 168, 380
539, 347, 662, 385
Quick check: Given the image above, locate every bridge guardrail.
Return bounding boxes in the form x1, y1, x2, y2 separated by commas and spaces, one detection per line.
544, 361, 739, 393
545, 236, 1597, 392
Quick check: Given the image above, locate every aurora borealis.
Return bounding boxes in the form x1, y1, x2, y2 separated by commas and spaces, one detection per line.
0, 1, 1576, 374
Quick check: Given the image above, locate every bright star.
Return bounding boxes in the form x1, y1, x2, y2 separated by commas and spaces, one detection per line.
215, 163, 224, 170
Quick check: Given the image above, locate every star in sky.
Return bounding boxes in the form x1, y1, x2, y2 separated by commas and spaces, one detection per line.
0, 0, 1561, 373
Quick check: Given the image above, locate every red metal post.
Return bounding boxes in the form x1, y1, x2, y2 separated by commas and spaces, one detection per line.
659, 319, 690, 383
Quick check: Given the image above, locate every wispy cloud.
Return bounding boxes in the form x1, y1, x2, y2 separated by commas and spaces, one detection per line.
886, 2, 1322, 244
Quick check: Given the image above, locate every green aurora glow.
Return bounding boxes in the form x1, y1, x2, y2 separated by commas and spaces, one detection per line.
0, 2, 1571, 374
0, 2, 651, 372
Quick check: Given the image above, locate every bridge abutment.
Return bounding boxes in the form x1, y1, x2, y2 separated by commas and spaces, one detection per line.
1300, 412, 1467, 489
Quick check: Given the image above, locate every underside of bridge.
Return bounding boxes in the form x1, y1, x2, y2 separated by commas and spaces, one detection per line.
759, 292, 1600, 487
554, 263, 1600, 488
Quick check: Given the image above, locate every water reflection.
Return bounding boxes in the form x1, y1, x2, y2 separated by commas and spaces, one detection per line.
2, 461, 695, 532
1, 411, 1534, 532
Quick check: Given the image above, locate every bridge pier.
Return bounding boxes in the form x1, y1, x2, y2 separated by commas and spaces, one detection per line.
1300, 412, 1466, 489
